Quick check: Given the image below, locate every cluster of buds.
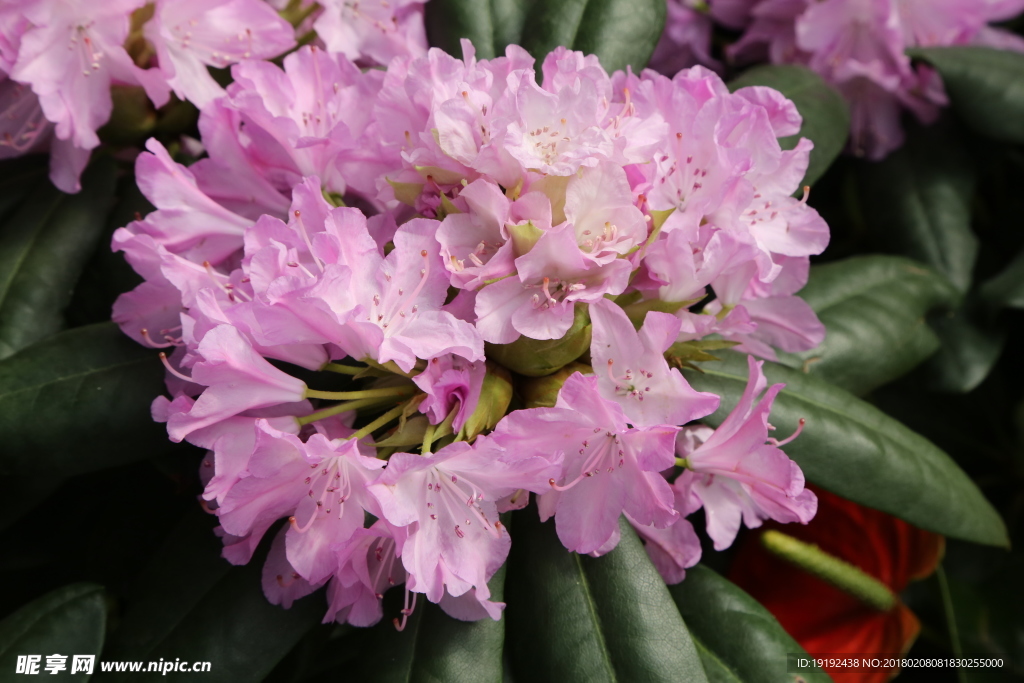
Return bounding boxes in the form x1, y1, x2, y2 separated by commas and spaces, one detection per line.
113, 39, 824, 626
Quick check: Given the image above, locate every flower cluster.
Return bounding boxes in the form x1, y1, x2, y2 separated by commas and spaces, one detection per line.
114, 41, 824, 626
0, 0, 426, 192
654, 0, 1024, 159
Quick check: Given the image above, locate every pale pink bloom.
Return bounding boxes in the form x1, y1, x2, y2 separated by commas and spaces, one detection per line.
165, 325, 308, 441
474, 225, 632, 344
492, 373, 680, 555
9, 0, 139, 146
627, 491, 703, 584
323, 522, 409, 626
368, 438, 557, 613
589, 299, 719, 428
649, 0, 720, 75
413, 355, 486, 433
675, 355, 817, 550
314, 0, 427, 66
131, 139, 252, 264
144, 0, 295, 109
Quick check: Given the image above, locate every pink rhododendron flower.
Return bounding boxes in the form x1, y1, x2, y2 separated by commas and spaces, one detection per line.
493, 373, 686, 555
675, 355, 817, 550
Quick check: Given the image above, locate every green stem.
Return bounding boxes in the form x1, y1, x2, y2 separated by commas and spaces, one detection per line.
296, 396, 396, 427
305, 386, 415, 401
675, 457, 689, 469
321, 363, 364, 376
349, 404, 407, 442
761, 530, 896, 612
937, 565, 967, 683
421, 423, 436, 455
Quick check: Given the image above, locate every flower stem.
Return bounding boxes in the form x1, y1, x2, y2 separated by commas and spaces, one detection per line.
297, 396, 401, 426
420, 423, 436, 455
305, 385, 416, 401
321, 363, 364, 375
349, 404, 408, 442
761, 530, 896, 612
936, 565, 967, 683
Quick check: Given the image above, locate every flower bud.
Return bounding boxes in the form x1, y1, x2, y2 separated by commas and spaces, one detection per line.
486, 304, 591, 377
458, 362, 513, 441
519, 362, 593, 409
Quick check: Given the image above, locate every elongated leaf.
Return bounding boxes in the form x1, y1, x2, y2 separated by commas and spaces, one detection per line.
683, 352, 1008, 547
519, 0, 666, 74
0, 322, 170, 477
506, 513, 708, 683
0, 583, 106, 681
348, 566, 506, 683
669, 565, 831, 683
979, 247, 1024, 310
0, 155, 48, 220
0, 157, 117, 359
102, 511, 322, 682
728, 65, 849, 187
778, 256, 958, 395
425, 0, 536, 59
908, 47, 1024, 144
858, 120, 977, 293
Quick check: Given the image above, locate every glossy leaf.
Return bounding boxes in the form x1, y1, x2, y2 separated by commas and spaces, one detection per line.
0, 157, 117, 359
348, 566, 506, 682
669, 565, 831, 683
425, 0, 535, 59
908, 47, 1024, 144
728, 65, 849, 187
979, 247, 1024, 310
926, 305, 1006, 394
778, 256, 958, 396
0, 583, 106, 681
0, 322, 170, 477
103, 511, 322, 682
506, 513, 708, 683
519, 0, 666, 74
858, 120, 977, 293
683, 352, 1008, 547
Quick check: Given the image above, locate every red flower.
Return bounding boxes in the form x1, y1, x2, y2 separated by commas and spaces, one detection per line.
729, 486, 945, 683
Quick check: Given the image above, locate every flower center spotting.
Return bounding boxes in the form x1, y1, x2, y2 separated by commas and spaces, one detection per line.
527, 118, 572, 167
369, 249, 430, 331
606, 358, 654, 403
289, 456, 355, 532
550, 428, 626, 491
528, 276, 585, 310
424, 468, 499, 540
71, 23, 103, 76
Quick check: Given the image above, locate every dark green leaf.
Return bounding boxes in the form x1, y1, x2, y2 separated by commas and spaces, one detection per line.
669, 565, 831, 683
0, 155, 48, 220
728, 65, 849, 187
858, 119, 977, 293
101, 511, 322, 682
683, 352, 1008, 547
926, 305, 1006, 394
0, 157, 117, 359
67, 176, 150, 327
979, 247, 1024, 310
0, 583, 106, 681
778, 256, 958, 395
349, 566, 505, 683
425, 0, 536, 59
908, 47, 1024, 144
0, 322, 170, 477
506, 513, 708, 683
518, 0, 666, 74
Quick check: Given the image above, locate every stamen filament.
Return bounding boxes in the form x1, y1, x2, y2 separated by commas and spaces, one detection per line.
159, 352, 193, 382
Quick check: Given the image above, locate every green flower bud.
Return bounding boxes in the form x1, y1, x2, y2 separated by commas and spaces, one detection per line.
459, 362, 513, 441
486, 304, 592, 377
520, 362, 593, 409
